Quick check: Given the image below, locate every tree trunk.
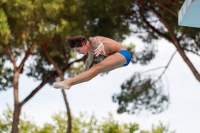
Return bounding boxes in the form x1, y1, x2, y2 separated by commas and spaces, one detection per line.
11, 72, 21, 133
11, 104, 21, 133
41, 44, 72, 133
141, 3, 200, 82
62, 90, 72, 133
173, 41, 200, 82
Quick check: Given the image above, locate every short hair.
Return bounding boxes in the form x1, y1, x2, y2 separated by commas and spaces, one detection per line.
66, 36, 87, 48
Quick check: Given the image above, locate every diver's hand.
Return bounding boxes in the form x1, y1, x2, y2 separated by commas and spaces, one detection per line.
94, 43, 106, 57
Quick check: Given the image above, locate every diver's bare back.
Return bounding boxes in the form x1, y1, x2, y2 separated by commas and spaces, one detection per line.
90, 36, 126, 56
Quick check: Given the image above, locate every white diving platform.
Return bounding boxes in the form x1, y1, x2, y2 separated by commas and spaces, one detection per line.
178, 0, 200, 28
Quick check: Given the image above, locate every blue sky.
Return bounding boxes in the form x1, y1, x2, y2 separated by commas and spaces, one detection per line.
0, 36, 200, 133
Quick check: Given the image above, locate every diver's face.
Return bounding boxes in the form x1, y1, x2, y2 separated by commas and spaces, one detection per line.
73, 45, 87, 55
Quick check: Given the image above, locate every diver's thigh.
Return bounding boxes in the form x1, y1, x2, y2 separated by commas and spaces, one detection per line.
94, 53, 126, 73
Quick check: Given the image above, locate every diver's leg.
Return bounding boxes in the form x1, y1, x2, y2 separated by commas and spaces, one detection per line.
54, 53, 126, 89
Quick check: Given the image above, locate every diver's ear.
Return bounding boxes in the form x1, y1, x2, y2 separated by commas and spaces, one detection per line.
82, 43, 86, 48
82, 42, 86, 46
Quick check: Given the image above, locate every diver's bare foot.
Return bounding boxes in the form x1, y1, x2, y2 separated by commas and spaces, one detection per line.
54, 80, 71, 90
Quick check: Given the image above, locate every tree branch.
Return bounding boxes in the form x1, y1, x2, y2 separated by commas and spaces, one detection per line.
20, 56, 86, 106
145, 4, 200, 82
184, 48, 200, 57
141, 66, 166, 74
62, 49, 68, 63
152, 50, 177, 84
20, 52, 86, 133
41, 42, 73, 133
139, 5, 172, 42
41, 43, 64, 78
171, 0, 183, 6
190, 36, 200, 49
178, 27, 190, 41
18, 41, 37, 73
143, 4, 175, 38
157, 3, 178, 17
5, 44, 17, 71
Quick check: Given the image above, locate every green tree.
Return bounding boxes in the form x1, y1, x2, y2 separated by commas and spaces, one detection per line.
2, 0, 197, 132
78, 0, 171, 115
112, 0, 200, 115
0, 105, 175, 133
0, 0, 132, 133
0, 0, 86, 132
140, 122, 175, 133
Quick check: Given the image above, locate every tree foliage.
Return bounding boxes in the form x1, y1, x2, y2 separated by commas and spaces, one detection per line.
0, 0, 132, 132
1, 0, 200, 132
0, 105, 175, 133
112, 0, 200, 115
113, 72, 168, 114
